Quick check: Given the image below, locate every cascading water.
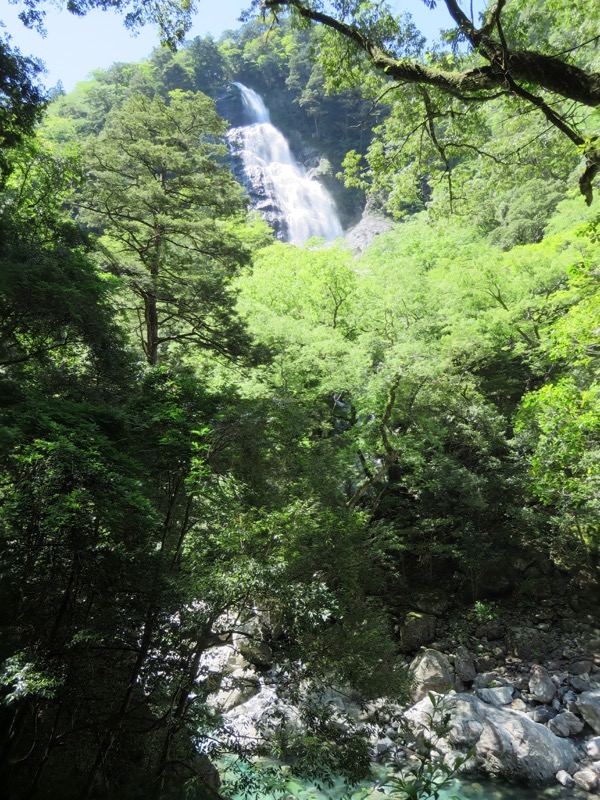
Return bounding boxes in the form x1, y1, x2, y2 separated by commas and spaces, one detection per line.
227, 83, 343, 245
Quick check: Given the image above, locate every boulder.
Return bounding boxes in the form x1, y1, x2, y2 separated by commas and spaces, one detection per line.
555, 769, 574, 788
571, 660, 594, 675
454, 646, 476, 683
476, 686, 514, 707
473, 671, 509, 689
547, 711, 585, 738
573, 769, 599, 792
345, 211, 393, 255
570, 675, 591, 693
529, 665, 556, 704
409, 649, 454, 702
529, 706, 557, 724
507, 627, 552, 660
474, 619, 505, 641
404, 692, 577, 785
222, 686, 303, 743
586, 737, 600, 760
400, 612, 437, 652
577, 690, 600, 734
412, 591, 451, 616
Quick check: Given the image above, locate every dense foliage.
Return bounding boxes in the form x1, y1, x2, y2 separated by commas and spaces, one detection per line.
0, 1, 599, 798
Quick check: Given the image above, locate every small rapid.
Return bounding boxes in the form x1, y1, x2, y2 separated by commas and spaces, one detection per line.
227, 83, 343, 245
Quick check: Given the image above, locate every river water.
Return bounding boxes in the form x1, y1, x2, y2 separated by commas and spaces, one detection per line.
225, 760, 579, 800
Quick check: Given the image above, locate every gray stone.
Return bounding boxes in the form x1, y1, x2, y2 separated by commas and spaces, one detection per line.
556, 769, 575, 788
454, 645, 476, 683
586, 737, 600, 760
529, 706, 557, 724
529, 665, 557, 704
405, 693, 577, 785
578, 690, 600, 734
473, 671, 509, 689
345, 211, 394, 255
475, 655, 497, 672
547, 711, 585, 737
570, 675, 591, 692
508, 627, 553, 660
376, 737, 394, 755
560, 688, 577, 703
399, 612, 437, 652
573, 769, 599, 792
409, 649, 454, 702
476, 686, 514, 707
571, 660, 594, 675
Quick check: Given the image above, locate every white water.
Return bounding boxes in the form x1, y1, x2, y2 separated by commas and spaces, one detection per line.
228, 83, 343, 246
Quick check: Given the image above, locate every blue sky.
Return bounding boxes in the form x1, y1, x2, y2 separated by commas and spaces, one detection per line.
2, 1, 476, 92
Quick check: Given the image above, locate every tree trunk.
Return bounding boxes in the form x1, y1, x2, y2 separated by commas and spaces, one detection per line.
144, 292, 159, 366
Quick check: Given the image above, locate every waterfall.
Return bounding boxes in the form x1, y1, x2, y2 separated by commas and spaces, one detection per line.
227, 83, 343, 246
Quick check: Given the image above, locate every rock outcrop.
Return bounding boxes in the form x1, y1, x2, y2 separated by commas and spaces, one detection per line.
404, 692, 578, 784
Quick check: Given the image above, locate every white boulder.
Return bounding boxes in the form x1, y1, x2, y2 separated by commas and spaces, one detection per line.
404, 692, 577, 785
577, 690, 600, 734
409, 649, 454, 702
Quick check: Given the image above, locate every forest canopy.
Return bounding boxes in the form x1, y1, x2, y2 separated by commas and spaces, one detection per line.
0, 2, 599, 799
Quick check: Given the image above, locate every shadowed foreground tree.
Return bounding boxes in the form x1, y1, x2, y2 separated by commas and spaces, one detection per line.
0, 36, 46, 181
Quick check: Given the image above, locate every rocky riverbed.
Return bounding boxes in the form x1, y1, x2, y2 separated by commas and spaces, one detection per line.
198, 599, 600, 797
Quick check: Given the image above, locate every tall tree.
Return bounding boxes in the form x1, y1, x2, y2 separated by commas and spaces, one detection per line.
82, 89, 255, 366
255, 0, 600, 201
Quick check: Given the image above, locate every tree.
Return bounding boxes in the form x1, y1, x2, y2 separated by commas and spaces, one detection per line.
81, 89, 259, 366
0, 36, 46, 181
255, 0, 600, 202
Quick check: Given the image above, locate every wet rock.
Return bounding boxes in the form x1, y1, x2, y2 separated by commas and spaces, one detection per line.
578, 690, 600, 734
547, 711, 585, 737
410, 649, 454, 702
529, 665, 557, 704
573, 768, 599, 792
507, 626, 552, 660
400, 612, 437, 652
454, 646, 476, 683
